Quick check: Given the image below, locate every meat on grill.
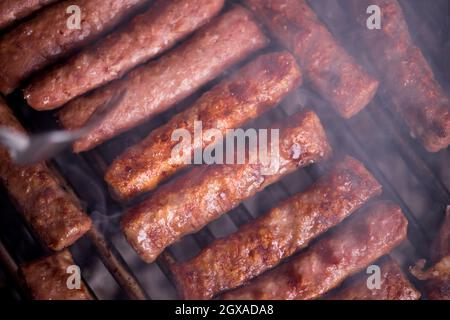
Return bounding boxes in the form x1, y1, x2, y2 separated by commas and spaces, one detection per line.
20, 250, 92, 300
58, 6, 269, 152
411, 255, 450, 300
221, 201, 408, 300
24, 0, 225, 110
347, 0, 450, 152
172, 156, 382, 299
0, 0, 58, 30
0, 97, 91, 251
0, 0, 148, 95
122, 109, 332, 263
243, 0, 379, 118
105, 51, 302, 200
328, 256, 420, 300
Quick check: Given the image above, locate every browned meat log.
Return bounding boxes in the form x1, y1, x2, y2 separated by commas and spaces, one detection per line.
58, 6, 269, 152
328, 256, 420, 300
347, 0, 450, 152
122, 109, 332, 263
244, 0, 379, 118
105, 51, 302, 200
20, 250, 92, 300
0, 97, 91, 250
221, 201, 408, 300
24, 0, 225, 110
172, 156, 381, 299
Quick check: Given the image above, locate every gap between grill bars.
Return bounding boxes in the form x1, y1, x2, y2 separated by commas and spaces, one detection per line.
0, 0, 449, 299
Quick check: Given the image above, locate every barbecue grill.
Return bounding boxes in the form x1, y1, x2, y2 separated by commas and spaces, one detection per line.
0, 0, 448, 300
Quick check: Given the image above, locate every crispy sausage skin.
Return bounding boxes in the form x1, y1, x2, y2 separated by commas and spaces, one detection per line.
0, 0, 149, 95
328, 256, 420, 300
172, 156, 382, 299
122, 110, 332, 263
58, 6, 269, 153
0, 0, 58, 30
0, 98, 91, 250
24, 0, 225, 110
348, 0, 450, 152
105, 51, 302, 200
221, 201, 408, 300
20, 250, 92, 300
243, 0, 379, 118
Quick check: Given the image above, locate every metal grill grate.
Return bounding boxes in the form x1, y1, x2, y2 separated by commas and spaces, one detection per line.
0, 0, 448, 300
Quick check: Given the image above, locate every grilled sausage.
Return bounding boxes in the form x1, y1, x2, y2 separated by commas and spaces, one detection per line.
411, 255, 450, 300
122, 109, 332, 263
0, 0, 149, 95
0, 0, 58, 30
24, 0, 225, 110
328, 256, 420, 300
20, 250, 92, 300
347, 0, 450, 152
221, 201, 408, 300
58, 6, 269, 152
172, 156, 382, 299
243, 0, 379, 118
105, 51, 302, 200
0, 98, 91, 250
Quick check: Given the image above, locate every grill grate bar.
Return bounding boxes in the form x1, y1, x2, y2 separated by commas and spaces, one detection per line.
0, 240, 26, 299
86, 226, 149, 300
